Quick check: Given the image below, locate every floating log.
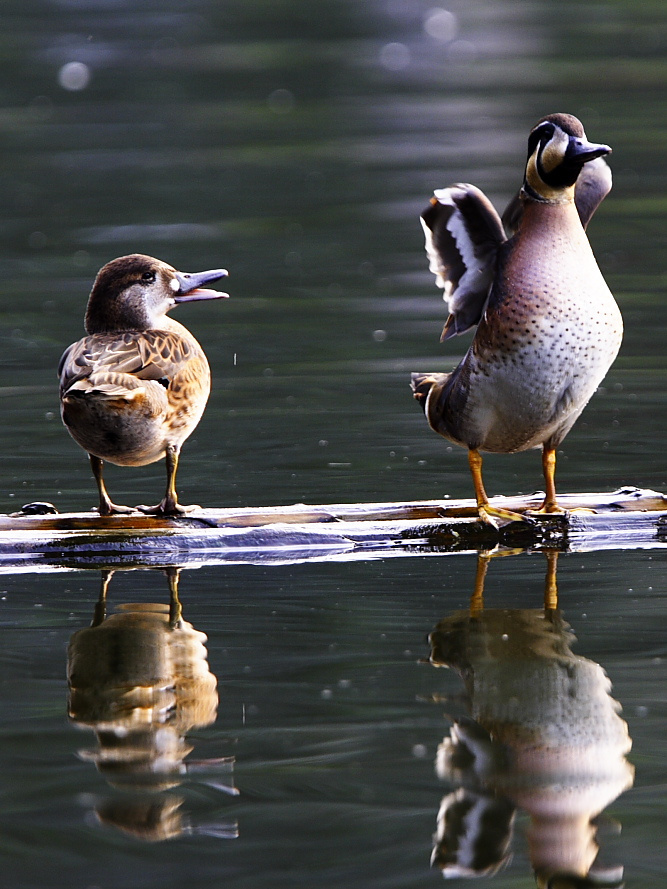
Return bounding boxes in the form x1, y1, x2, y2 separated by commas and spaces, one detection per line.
0, 487, 665, 571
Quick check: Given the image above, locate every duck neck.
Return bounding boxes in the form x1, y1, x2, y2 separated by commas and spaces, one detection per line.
520, 181, 575, 206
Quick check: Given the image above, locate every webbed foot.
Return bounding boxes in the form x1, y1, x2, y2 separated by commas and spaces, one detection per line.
135, 500, 201, 517
478, 504, 537, 528
96, 501, 139, 516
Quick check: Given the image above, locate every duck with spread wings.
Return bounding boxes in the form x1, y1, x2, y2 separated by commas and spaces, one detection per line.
411, 113, 622, 526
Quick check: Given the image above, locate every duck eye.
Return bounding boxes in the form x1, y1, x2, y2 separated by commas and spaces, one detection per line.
141, 271, 156, 284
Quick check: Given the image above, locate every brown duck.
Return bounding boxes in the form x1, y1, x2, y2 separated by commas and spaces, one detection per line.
412, 113, 623, 525
59, 254, 228, 516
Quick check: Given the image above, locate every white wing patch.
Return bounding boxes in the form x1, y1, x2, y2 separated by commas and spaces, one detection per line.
421, 184, 506, 339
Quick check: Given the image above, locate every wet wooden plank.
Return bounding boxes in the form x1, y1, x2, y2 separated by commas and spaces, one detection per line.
0, 486, 664, 571
2, 484, 665, 528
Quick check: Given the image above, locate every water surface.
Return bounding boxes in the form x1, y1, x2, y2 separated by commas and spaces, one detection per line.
0, 0, 665, 886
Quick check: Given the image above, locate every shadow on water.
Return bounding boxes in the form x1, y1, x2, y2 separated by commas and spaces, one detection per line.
427, 552, 634, 888
67, 567, 238, 842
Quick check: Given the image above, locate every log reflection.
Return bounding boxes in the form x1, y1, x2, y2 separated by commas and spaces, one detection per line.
427, 552, 634, 888
67, 567, 238, 841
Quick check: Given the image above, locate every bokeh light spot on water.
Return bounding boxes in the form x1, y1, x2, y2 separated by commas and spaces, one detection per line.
379, 42, 411, 71
57, 61, 91, 91
423, 8, 458, 42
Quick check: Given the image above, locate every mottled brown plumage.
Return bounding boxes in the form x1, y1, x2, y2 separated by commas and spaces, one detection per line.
59, 254, 228, 516
412, 114, 623, 525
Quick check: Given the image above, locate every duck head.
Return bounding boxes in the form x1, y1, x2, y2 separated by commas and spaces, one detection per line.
523, 113, 611, 204
84, 254, 229, 334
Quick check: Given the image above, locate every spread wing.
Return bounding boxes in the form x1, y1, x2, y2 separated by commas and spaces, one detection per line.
421, 184, 506, 341
502, 155, 613, 236
59, 330, 198, 396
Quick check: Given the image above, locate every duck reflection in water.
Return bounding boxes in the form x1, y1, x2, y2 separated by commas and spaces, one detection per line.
427, 552, 634, 888
67, 567, 238, 842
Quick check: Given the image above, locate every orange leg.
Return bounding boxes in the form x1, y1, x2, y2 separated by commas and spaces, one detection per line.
529, 447, 567, 515
467, 448, 533, 527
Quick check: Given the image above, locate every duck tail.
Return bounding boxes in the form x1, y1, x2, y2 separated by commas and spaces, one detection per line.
411, 373, 441, 413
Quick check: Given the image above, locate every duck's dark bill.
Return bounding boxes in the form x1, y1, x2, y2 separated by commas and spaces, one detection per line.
565, 137, 612, 163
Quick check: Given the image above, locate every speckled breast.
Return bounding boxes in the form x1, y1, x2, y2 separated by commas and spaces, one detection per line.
460, 201, 623, 453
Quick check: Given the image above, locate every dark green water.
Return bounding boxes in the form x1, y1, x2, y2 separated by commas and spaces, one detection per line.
0, 0, 666, 886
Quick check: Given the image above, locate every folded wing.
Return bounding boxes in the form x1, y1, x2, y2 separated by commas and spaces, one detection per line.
59, 330, 196, 396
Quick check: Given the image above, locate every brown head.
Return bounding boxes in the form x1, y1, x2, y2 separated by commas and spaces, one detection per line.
523, 113, 611, 204
84, 254, 229, 334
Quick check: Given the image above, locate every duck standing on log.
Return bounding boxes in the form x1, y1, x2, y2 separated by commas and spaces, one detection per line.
412, 113, 623, 526
59, 254, 228, 516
